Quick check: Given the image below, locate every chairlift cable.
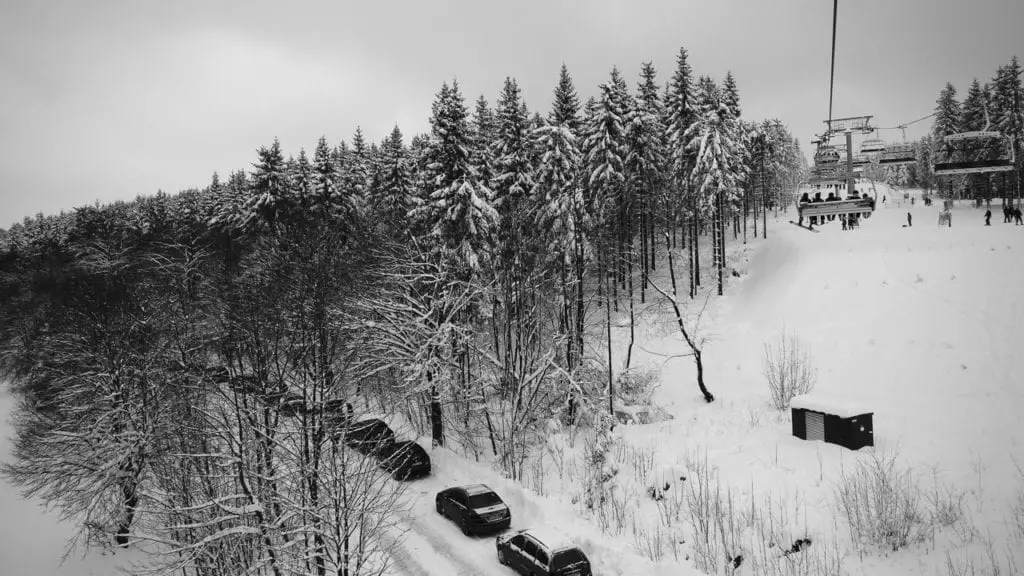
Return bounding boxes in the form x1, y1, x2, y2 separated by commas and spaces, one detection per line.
827, 0, 838, 136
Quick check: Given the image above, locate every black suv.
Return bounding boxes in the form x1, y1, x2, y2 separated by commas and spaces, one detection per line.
496, 528, 592, 576
340, 419, 395, 455
435, 484, 511, 535
378, 440, 431, 480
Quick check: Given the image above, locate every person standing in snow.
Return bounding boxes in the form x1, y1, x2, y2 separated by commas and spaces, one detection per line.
985, 209, 992, 226
907, 212, 912, 227
1016, 208, 1023, 226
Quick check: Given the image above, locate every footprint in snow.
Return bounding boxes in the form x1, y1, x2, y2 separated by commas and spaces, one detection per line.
914, 274, 924, 283
961, 364, 968, 370
951, 274, 956, 281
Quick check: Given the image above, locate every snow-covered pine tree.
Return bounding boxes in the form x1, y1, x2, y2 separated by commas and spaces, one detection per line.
291, 148, 313, 202
960, 79, 990, 200
961, 79, 987, 131
411, 80, 498, 275
409, 81, 498, 447
550, 64, 582, 135
685, 76, 745, 296
533, 122, 586, 375
722, 71, 742, 119
583, 74, 629, 248
991, 60, 1022, 136
933, 82, 962, 198
933, 82, 962, 138
583, 70, 631, 411
312, 136, 338, 210
243, 138, 292, 230
472, 95, 497, 196
990, 57, 1023, 195
665, 47, 700, 292
629, 62, 667, 305
341, 127, 370, 206
376, 125, 414, 234
491, 77, 536, 258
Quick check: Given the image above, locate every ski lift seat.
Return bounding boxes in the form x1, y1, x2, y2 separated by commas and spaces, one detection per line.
860, 139, 886, 153
798, 197, 875, 218
879, 143, 916, 165
933, 131, 1015, 175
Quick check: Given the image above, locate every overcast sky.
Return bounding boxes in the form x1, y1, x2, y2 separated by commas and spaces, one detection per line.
1, 0, 1021, 227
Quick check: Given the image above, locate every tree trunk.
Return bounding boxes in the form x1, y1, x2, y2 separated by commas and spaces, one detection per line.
604, 254, 614, 416
693, 205, 701, 288
663, 233, 714, 403
640, 196, 648, 304
626, 242, 635, 370
429, 378, 444, 447
115, 471, 139, 547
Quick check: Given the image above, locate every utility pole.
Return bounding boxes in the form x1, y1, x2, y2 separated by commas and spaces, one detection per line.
845, 130, 855, 194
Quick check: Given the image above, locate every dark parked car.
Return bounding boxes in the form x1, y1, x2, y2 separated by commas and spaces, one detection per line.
341, 419, 395, 455
277, 393, 306, 417
496, 528, 592, 576
378, 440, 431, 480
435, 484, 511, 535
323, 399, 354, 426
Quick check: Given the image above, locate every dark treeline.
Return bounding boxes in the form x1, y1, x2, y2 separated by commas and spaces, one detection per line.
0, 48, 802, 575
886, 55, 1022, 199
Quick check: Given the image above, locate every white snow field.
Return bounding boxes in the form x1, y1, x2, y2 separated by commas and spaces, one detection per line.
3, 184, 1023, 576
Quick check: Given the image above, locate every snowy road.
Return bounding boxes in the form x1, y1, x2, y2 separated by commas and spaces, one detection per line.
384, 477, 516, 576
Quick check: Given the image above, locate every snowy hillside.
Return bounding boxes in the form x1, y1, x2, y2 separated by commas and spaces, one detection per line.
3, 185, 1022, 576
376, 184, 1024, 575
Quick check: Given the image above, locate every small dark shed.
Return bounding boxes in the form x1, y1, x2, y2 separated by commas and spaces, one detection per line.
791, 394, 873, 450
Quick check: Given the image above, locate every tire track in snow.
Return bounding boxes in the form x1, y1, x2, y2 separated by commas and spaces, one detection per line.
403, 512, 510, 576
382, 525, 483, 576
380, 530, 436, 576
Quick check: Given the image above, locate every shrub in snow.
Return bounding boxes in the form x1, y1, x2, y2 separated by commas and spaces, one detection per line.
834, 450, 930, 554
615, 367, 658, 406
644, 464, 688, 502
1011, 462, 1024, 539
762, 330, 817, 410
583, 410, 619, 513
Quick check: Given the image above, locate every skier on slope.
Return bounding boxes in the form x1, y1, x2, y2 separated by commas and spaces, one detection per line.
985, 209, 992, 226
907, 212, 912, 227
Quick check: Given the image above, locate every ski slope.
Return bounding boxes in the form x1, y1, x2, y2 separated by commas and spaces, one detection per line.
634, 186, 1024, 574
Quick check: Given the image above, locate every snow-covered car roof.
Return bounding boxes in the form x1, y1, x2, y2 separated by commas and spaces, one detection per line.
461, 483, 495, 496
522, 527, 577, 552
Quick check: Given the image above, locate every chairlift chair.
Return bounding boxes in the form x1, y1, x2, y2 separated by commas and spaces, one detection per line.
859, 138, 886, 154
932, 131, 1015, 175
814, 146, 842, 166
879, 143, 916, 166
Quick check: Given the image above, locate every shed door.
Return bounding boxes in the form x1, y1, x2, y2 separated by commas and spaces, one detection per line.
805, 411, 825, 441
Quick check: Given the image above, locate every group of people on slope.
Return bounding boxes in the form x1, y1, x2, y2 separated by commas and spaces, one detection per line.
984, 205, 1024, 226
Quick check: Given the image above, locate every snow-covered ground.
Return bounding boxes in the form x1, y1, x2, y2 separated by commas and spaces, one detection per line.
4, 184, 1023, 575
